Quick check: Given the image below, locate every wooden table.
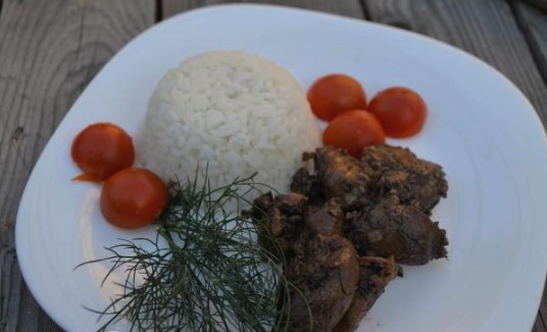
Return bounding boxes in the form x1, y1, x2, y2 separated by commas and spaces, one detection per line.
1, 0, 546, 331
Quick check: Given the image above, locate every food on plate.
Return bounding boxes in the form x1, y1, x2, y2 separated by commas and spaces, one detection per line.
286, 232, 359, 331
361, 144, 448, 213
323, 110, 385, 158
70, 122, 168, 229
100, 168, 168, 228
71, 123, 134, 182
291, 145, 448, 265
335, 256, 399, 331
249, 192, 400, 331
292, 145, 448, 212
305, 73, 428, 141
135, 51, 321, 198
81, 174, 298, 332
307, 74, 367, 121
292, 146, 370, 207
246, 144, 447, 330
368, 87, 427, 138
346, 194, 448, 265
77, 52, 448, 331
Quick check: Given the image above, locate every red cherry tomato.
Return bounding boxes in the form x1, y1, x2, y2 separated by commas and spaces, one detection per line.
307, 74, 367, 121
100, 168, 168, 229
323, 110, 385, 158
368, 87, 427, 138
71, 123, 135, 182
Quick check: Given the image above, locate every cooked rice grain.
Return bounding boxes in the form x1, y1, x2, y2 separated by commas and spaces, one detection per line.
135, 51, 321, 198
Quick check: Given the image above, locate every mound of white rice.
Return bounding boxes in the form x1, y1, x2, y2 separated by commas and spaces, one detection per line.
135, 51, 321, 196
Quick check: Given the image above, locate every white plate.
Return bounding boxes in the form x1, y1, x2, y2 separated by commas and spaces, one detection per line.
16, 4, 547, 332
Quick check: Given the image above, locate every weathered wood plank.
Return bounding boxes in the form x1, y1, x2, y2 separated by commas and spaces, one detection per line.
362, 1, 547, 331
512, 0, 547, 84
541, 291, 547, 332
162, 0, 364, 19
532, 279, 547, 332
0, 0, 155, 331
532, 303, 547, 332
522, 0, 547, 11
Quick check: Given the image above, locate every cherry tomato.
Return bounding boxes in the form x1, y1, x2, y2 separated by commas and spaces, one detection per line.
368, 87, 427, 138
307, 74, 367, 121
71, 123, 135, 182
100, 168, 168, 229
323, 110, 385, 158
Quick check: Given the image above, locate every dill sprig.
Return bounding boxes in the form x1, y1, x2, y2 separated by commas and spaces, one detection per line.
77, 171, 309, 332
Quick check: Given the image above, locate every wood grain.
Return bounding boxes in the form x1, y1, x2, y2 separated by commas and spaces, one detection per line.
512, 0, 547, 84
521, 0, 547, 11
162, 0, 364, 19
362, 0, 547, 331
533, 299, 547, 332
534, 289, 547, 332
0, 0, 155, 331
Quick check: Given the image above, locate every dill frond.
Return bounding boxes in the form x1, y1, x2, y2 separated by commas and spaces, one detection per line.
77, 171, 308, 332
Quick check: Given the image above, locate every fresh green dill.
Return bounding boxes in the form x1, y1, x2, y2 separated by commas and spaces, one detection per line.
77, 171, 310, 332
